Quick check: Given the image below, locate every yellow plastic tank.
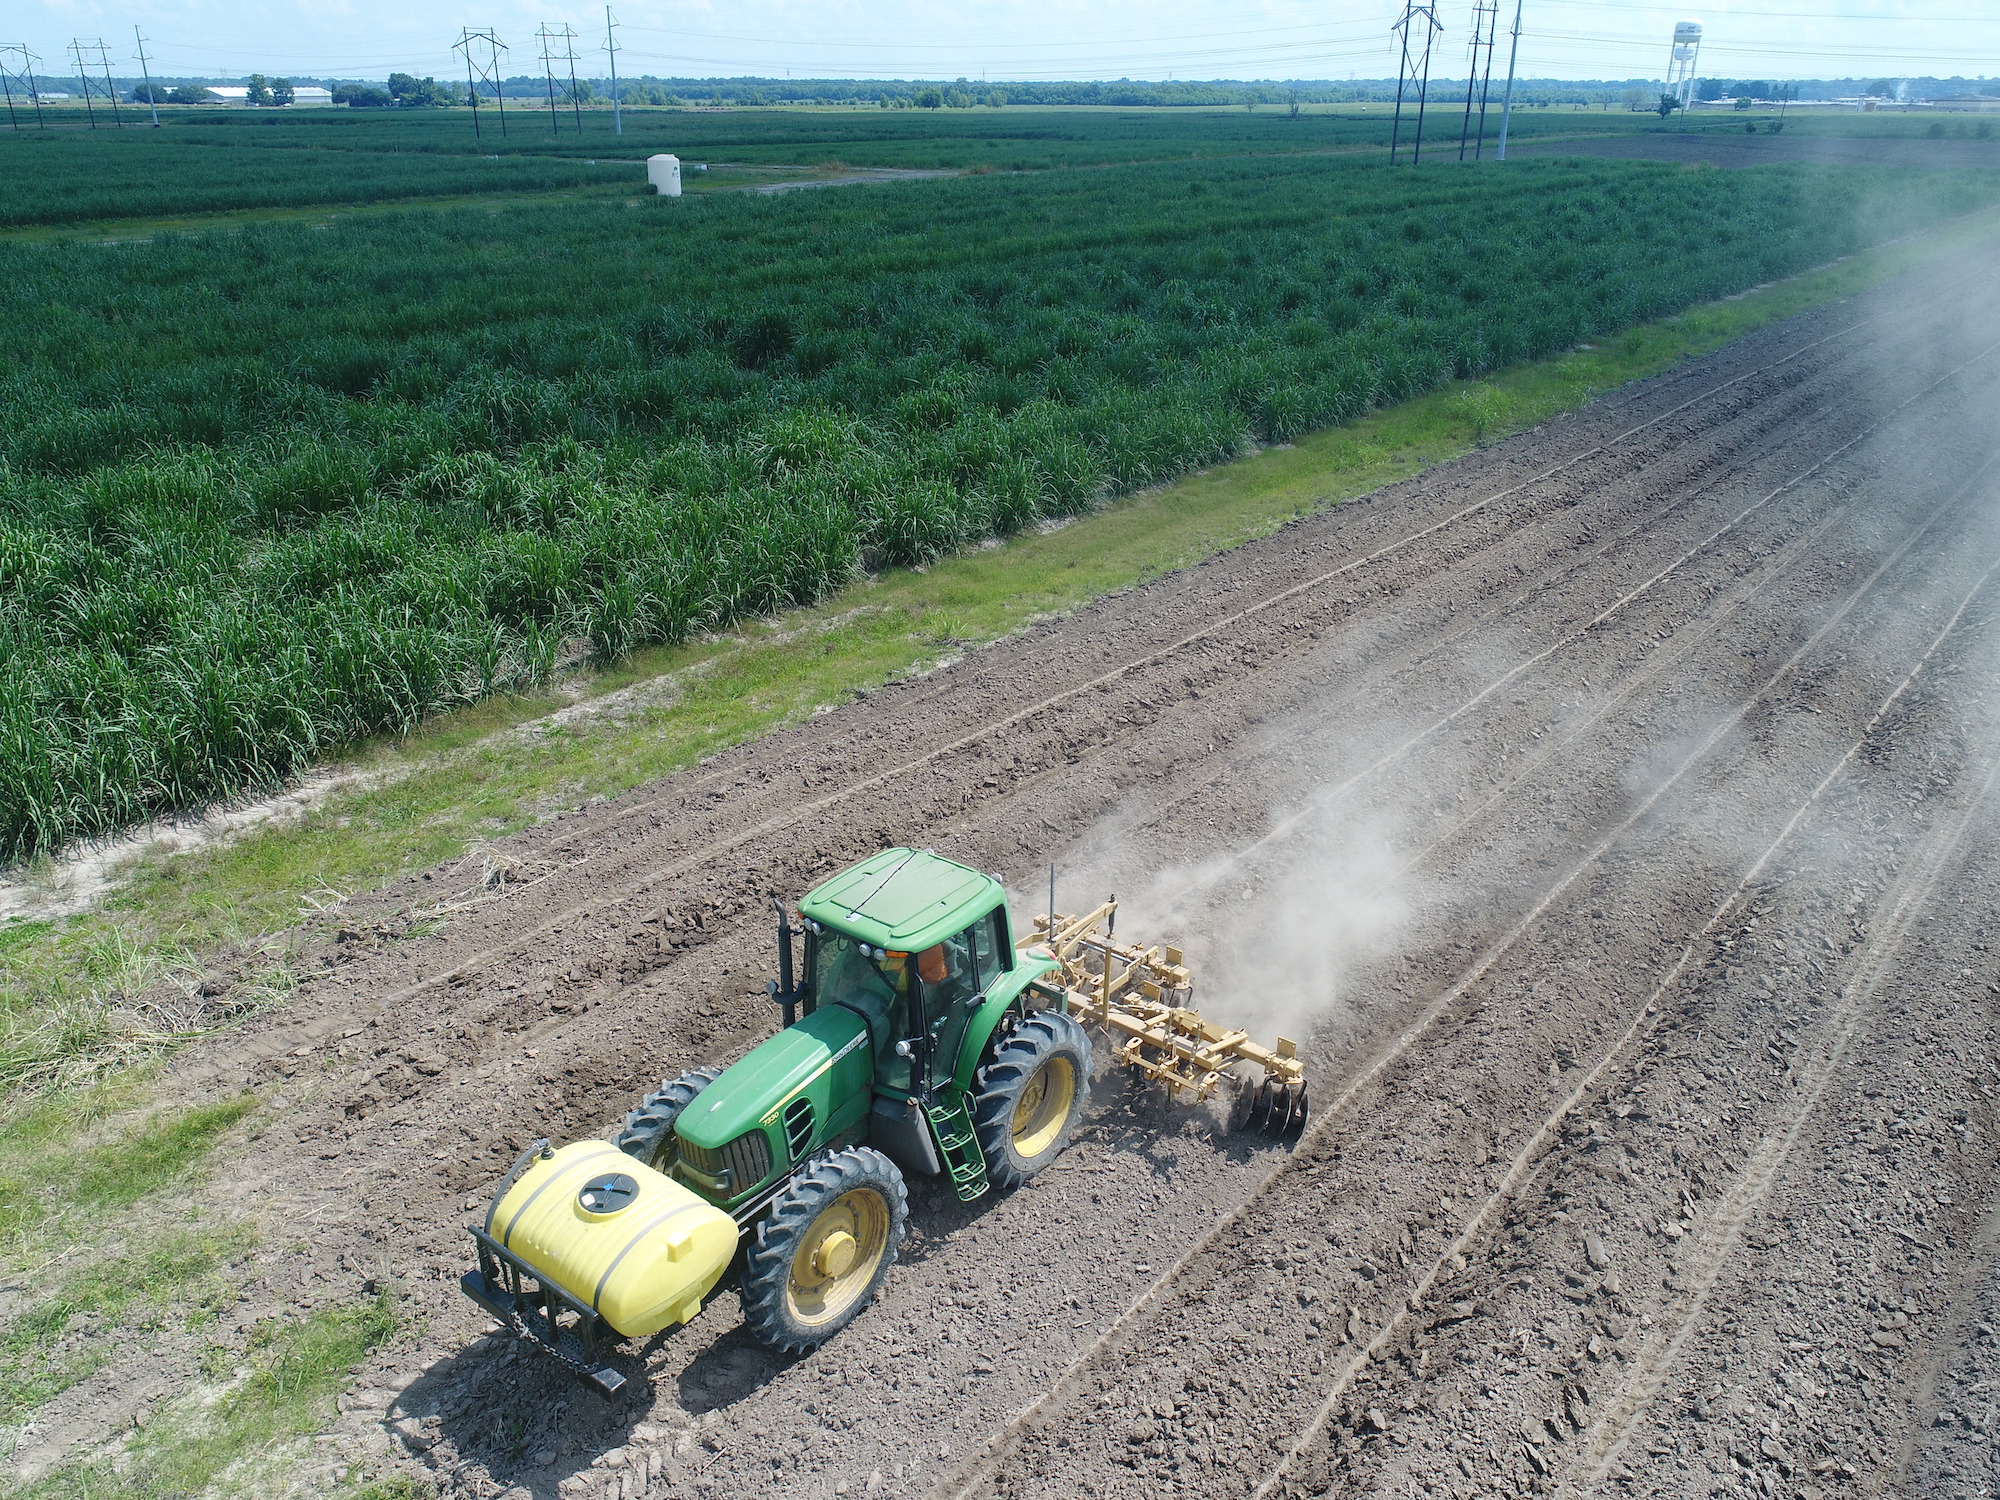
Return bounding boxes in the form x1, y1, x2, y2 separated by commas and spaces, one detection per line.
486, 1141, 738, 1337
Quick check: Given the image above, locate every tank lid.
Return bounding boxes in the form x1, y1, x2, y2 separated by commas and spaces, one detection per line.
578, 1172, 640, 1213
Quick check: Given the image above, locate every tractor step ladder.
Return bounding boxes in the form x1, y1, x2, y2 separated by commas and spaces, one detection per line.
923, 1091, 990, 1201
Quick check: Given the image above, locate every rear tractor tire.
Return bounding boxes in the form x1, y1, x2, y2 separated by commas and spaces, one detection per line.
742, 1146, 907, 1355
614, 1065, 722, 1173
971, 1010, 1092, 1190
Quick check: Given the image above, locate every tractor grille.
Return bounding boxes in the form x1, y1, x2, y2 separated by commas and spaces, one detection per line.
678, 1129, 771, 1190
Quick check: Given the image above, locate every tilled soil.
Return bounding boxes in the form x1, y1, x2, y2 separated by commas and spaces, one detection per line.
1516, 131, 2000, 171
24, 241, 2000, 1500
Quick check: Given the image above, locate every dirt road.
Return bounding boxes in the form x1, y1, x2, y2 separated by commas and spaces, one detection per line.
42, 240, 2000, 1500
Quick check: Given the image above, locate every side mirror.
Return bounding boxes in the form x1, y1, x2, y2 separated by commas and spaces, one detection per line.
894, 1039, 915, 1060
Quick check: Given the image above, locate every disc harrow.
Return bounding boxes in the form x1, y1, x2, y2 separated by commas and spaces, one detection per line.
1023, 902, 1309, 1139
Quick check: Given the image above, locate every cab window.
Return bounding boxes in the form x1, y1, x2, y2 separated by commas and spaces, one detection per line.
968, 910, 1007, 990
814, 933, 912, 1091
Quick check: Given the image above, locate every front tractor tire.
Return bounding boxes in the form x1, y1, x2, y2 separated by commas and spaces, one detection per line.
614, 1065, 722, 1172
742, 1147, 908, 1355
971, 1010, 1092, 1190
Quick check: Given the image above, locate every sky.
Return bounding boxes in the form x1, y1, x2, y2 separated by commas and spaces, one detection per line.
8, 0, 1998, 86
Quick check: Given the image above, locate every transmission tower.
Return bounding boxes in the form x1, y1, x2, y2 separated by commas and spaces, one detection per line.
1390, 1, 1443, 164
91, 38, 123, 127
535, 24, 566, 135
69, 39, 93, 128
133, 27, 160, 127
604, 6, 621, 137
1458, 0, 1499, 160
0, 45, 46, 129
455, 27, 509, 140
560, 24, 584, 132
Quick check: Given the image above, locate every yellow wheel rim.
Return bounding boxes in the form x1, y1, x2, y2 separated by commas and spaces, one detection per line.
1011, 1055, 1077, 1161
786, 1188, 890, 1328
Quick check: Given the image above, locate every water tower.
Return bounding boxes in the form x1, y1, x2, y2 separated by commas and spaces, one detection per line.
1666, 20, 1702, 110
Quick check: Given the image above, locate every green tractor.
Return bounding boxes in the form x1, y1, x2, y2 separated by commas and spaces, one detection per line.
464, 848, 1093, 1388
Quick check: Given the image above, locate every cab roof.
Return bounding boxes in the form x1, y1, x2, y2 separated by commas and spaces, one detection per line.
799, 848, 1003, 953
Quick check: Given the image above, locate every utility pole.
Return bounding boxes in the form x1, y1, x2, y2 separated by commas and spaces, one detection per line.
1495, 0, 1524, 160
69, 39, 98, 129
134, 27, 160, 127
604, 6, 621, 137
536, 24, 562, 135
1389, 1, 1442, 164
0, 55, 14, 130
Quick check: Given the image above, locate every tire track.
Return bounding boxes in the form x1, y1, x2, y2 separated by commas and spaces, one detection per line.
326, 308, 1914, 1021
1098, 347, 1995, 894
1575, 562, 2000, 1487
934, 435, 2000, 1500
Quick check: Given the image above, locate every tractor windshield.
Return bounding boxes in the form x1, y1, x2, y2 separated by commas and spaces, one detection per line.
813, 933, 912, 1092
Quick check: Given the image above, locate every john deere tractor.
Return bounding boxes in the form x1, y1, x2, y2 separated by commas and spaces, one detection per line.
464, 848, 1092, 1388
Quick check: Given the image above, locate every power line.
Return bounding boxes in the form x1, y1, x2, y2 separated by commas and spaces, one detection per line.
614, 15, 1404, 52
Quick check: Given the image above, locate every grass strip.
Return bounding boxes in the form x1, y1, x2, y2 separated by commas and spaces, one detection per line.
12, 1294, 397, 1500
2, 202, 1996, 1095
0, 1222, 257, 1422
0, 1094, 257, 1252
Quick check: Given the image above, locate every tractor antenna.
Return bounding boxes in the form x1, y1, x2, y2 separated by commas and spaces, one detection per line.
1046, 864, 1056, 945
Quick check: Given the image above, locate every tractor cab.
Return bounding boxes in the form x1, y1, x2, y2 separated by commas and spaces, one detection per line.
798, 848, 1016, 1104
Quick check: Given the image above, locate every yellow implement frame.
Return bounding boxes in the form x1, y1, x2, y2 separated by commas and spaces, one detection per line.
1020, 905, 1305, 1125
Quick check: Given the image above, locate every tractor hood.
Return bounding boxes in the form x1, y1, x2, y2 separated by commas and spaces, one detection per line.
675, 1003, 870, 1151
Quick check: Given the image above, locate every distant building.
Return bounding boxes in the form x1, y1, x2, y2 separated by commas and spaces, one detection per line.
199, 84, 336, 106
33, 91, 72, 101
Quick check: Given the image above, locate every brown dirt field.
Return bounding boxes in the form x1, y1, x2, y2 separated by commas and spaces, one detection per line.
28, 238, 2000, 1500
1516, 130, 2000, 171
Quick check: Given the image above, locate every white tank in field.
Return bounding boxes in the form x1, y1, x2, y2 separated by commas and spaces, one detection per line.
647, 154, 682, 197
